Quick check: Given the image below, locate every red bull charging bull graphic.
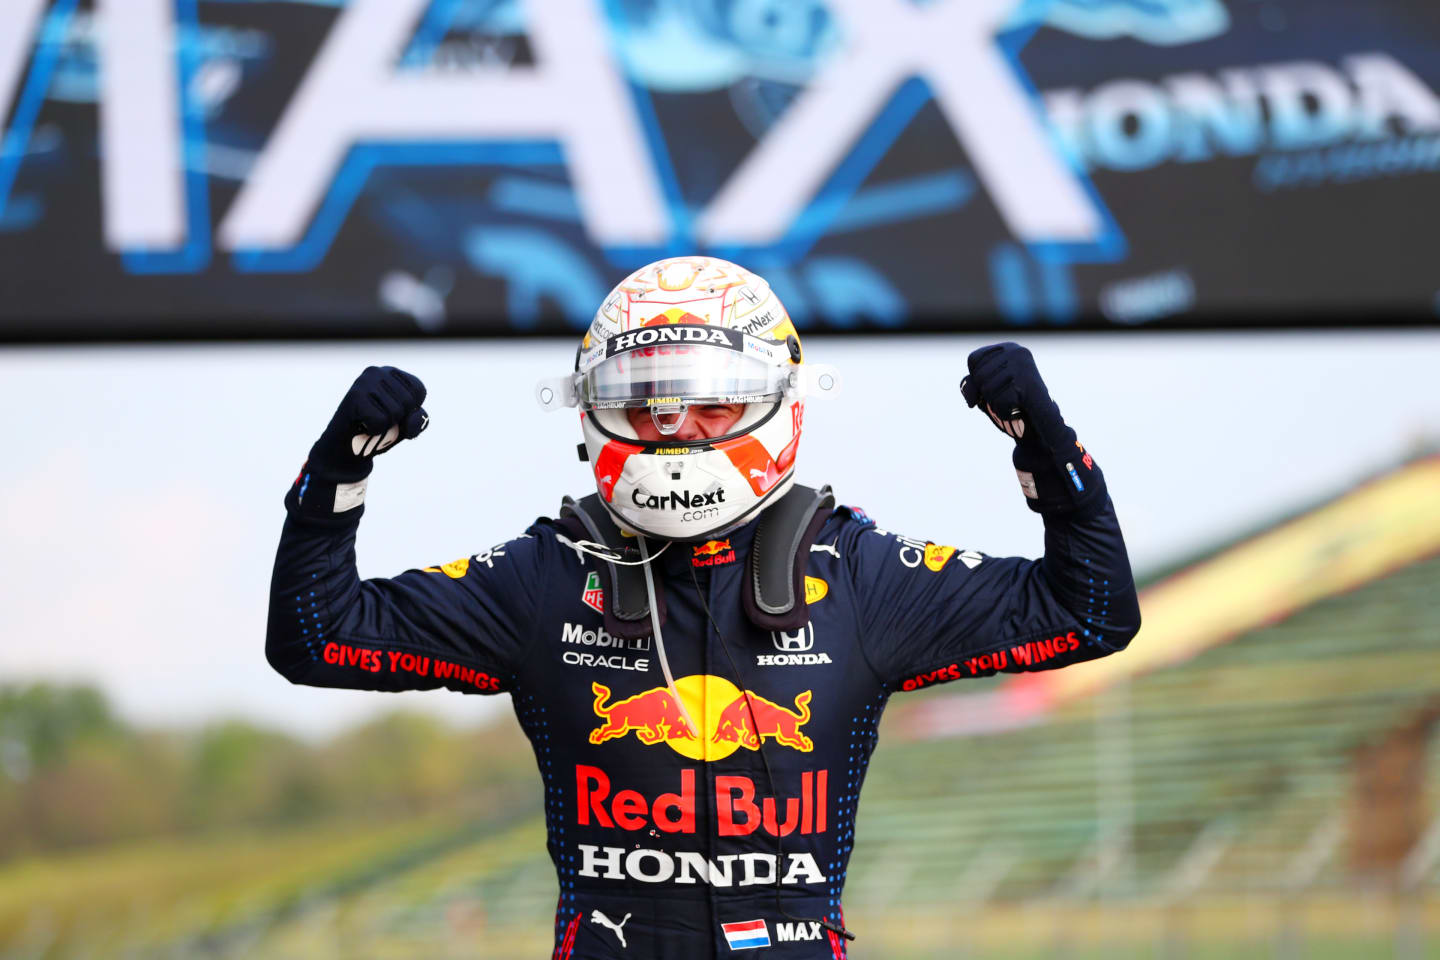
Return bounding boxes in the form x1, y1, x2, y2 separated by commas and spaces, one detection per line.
589, 675, 813, 761
712, 691, 814, 752
589, 682, 698, 746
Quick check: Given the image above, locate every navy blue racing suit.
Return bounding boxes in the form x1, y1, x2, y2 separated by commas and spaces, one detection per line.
267, 482, 1140, 958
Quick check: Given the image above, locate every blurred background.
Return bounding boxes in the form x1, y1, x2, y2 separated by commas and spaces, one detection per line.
2, 0, 1439, 957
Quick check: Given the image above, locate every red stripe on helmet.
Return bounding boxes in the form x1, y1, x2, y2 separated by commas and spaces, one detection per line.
776, 432, 801, 474
594, 440, 643, 502
776, 400, 803, 473
715, 435, 783, 496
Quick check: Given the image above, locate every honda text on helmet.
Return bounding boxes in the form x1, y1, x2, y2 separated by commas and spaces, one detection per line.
537, 257, 839, 541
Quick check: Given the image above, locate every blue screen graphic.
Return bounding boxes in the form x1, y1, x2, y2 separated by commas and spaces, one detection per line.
0, 0, 1435, 337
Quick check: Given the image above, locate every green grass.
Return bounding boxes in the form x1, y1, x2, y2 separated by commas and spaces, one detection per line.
5, 818, 1438, 960
0, 812, 480, 952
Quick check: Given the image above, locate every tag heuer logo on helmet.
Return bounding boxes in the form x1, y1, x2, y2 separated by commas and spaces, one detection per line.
605, 325, 741, 357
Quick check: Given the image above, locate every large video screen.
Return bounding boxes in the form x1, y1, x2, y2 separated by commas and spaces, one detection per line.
1, 0, 1436, 338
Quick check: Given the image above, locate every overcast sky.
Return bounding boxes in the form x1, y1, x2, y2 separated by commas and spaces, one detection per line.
2, 331, 1437, 738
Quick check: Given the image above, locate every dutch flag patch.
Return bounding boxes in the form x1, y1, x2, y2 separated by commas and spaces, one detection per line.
721, 919, 771, 951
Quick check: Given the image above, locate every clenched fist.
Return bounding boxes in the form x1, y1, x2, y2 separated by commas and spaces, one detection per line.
310, 366, 429, 477
960, 343, 1104, 516
288, 367, 429, 519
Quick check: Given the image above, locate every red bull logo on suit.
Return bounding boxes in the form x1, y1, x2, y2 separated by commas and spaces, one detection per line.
588, 675, 814, 761
691, 538, 737, 568
573, 764, 831, 886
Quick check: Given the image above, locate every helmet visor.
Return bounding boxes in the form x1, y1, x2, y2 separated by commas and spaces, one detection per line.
580, 342, 787, 410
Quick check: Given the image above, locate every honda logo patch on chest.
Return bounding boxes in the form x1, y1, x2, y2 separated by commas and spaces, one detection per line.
759, 624, 831, 666
773, 625, 814, 652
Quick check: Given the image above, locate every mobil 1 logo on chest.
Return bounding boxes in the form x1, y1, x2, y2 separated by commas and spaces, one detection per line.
561, 621, 651, 673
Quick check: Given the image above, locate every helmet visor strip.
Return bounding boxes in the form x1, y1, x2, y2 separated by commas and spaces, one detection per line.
532, 327, 840, 416
580, 342, 787, 409
580, 341, 788, 437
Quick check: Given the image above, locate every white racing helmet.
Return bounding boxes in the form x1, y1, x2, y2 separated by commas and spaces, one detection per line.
536, 256, 839, 541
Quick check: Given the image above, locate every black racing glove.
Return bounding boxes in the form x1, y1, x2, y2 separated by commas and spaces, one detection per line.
960, 343, 1105, 517
288, 366, 429, 520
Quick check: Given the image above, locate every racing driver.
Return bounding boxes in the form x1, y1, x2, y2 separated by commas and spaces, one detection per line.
266, 256, 1141, 958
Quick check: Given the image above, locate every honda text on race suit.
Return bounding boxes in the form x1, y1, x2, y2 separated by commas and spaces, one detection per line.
267, 494, 1138, 957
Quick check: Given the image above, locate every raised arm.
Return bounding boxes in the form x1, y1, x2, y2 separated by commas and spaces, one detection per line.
266, 367, 537, 695
848, 343, 1141, 690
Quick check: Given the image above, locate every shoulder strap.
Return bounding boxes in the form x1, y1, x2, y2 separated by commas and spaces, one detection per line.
743, 484, 836, 632
558, 495, 664, 641
558, 485, 835, 638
